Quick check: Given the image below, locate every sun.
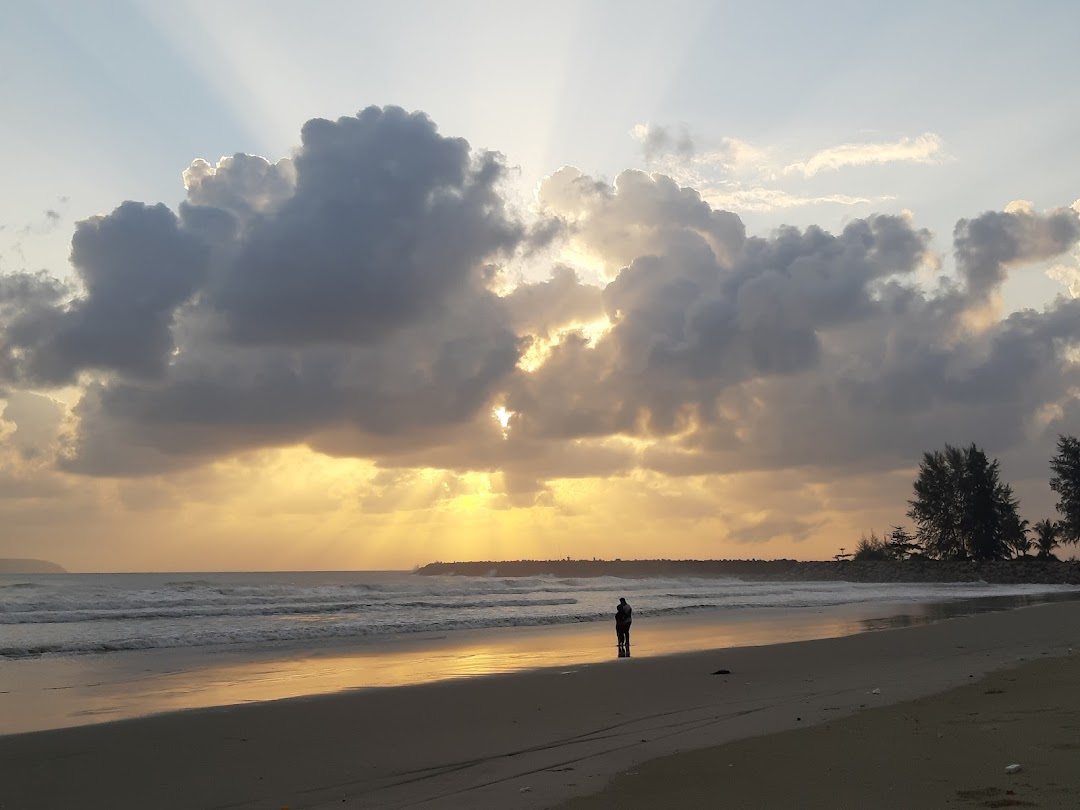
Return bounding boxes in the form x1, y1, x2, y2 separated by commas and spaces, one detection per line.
492, 406, 513, 438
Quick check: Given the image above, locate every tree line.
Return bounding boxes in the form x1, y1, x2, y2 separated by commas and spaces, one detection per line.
843, 435, 1080, 562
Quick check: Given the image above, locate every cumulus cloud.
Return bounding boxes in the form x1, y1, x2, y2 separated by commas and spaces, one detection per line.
511, 177, 938, 443
205, 107, 523, 345
0, 106, 535, 475
536, 167, 746, 276
1, 104, 1079, 544
182, 153, 297, 225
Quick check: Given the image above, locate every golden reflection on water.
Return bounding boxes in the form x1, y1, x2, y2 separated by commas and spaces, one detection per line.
11, 596, 1062, 735
0, 607, 885, 734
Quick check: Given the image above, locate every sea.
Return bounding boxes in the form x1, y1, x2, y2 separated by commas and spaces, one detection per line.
2, 570, 1079, 733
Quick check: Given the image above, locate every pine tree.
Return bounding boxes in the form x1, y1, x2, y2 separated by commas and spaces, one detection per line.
1049, 435, 1080, 546
907, 443, 1020, 560
886, 526, 919, 560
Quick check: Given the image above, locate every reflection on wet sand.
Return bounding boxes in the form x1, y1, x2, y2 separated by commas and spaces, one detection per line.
857, 591, 1080, 633
3, 590, 1079, 734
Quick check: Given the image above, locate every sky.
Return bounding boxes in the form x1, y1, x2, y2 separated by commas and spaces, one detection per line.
2, 0, 1080, 572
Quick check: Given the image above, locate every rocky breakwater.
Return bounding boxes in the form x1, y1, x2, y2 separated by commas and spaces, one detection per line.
416, 558, 1080, 585
784, 558, 1080, 585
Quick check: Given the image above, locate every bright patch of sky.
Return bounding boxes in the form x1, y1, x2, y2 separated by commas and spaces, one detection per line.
4, 0, 1079, 306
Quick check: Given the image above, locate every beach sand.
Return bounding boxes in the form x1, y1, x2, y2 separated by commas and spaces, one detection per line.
1, 601, 1077, 809
560, 644, 1080, 810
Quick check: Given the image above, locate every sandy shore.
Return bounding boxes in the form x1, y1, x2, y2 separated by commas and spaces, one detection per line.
559, 652, 1080, 810
1, 601, 1078, 809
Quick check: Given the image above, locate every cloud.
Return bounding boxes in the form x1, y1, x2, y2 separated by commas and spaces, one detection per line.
182, 153, 297, 224
700, 187, 879, 212
1, 105, 1079, 549
512, 169, 1080, 491
631, 122, 694, 161
1047, 260, 1080, 297
1, 390, 64, 462
60, 285, 522, 475
502, 265, 605, 337
1, 203, 209, 384
954, 205, 1080, 297
0, 271, 69, 383
727, 515, 824, 544
634, 127, 942, 213
536, 166, 746, 277
511, 179, 938, 443
0, 390, 73, 504
0, 106, 532, 474
203, 107, 524, 345
784, 133, 946, 177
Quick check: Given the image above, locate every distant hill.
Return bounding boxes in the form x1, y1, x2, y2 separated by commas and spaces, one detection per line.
0, 558, 67, 574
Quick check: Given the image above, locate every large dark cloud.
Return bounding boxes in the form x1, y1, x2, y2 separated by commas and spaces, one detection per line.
1, 202, 208, 383
508, 184, 938, 441
205, 107, 523, 345
2, 105, 1080, 499
61, 288, 521, 475
0, 106, 533, 474
509, 173, 1080, 478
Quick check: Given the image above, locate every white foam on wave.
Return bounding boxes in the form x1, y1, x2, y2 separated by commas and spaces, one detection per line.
1, 571, 1077, 659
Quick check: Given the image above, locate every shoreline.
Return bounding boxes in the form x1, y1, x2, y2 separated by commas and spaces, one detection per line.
2, 601, 1078, 809
4, 591, 1079, 736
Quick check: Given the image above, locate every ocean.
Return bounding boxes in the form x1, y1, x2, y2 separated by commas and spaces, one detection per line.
5, 570, 1080, 658
2, 570, 1079, 733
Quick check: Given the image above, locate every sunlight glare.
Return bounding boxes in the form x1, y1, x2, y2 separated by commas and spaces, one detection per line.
492, 406, 513, 438
517, 317, 613, 373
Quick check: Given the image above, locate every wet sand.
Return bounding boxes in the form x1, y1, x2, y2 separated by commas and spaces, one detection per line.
1, 601, 1078, 809
6, 596, 1042, 736
559, 651, 1080, 810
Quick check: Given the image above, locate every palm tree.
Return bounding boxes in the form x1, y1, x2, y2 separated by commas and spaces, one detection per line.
1033, 519, 1060, 559
1006, 517, 1032, 559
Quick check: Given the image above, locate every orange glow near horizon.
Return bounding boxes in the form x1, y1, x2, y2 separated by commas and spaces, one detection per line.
0, 435, 899, 572
11, 436, 1069, 573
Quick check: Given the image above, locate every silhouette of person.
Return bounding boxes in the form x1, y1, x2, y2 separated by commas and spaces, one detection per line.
615, 597, 632, 652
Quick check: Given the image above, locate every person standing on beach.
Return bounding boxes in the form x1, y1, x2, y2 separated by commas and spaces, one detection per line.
615, 597, 632, 651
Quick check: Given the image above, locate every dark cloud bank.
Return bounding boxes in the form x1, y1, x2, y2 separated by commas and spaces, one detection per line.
2, 105, 1079, 501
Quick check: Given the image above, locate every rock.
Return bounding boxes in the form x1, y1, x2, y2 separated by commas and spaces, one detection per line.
712, 669, 731, 675
1005, 764, 1022, 774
